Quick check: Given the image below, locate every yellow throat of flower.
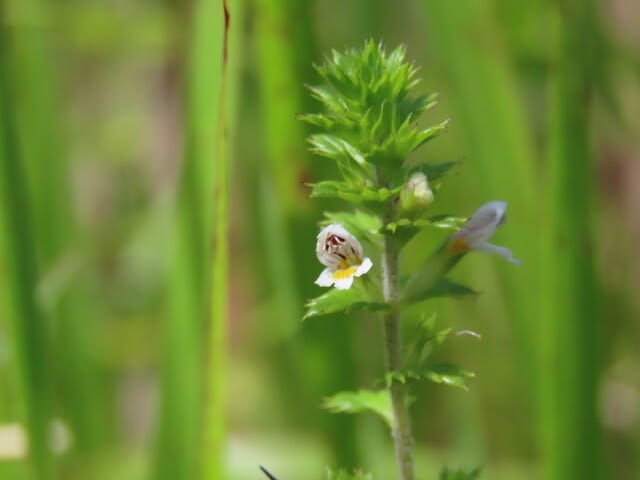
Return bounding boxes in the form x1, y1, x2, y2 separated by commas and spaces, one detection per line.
332, 266, 358, 280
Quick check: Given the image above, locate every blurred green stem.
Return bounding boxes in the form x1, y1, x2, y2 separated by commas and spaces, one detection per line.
381, 233, 414, 480
539, 1, 602, 478
154, 0, 228, 478
201, 0, 234, 478
0, 24, 55, 480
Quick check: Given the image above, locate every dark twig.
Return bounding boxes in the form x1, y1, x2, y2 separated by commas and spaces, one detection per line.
259, 466, 278, 479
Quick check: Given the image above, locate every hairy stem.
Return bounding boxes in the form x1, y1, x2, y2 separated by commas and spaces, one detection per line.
382, 233, 415, 480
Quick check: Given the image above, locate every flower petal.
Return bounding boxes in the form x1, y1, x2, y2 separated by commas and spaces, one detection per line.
473, 241, 521, 265
315, 268, 335, 287
316, 223, 364, 267
455, 201, 507, 245
333, 275, 355, 290
355, 257, 373, 277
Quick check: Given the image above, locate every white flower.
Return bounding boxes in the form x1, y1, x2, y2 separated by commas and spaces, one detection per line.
449, 201, 521, 265
315, 224, 373, 290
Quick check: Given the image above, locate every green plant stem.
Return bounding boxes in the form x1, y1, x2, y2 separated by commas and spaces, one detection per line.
539, 2, 602, 479
381, 232, 414, 480
200, 1, 231, 478
0, 25, 55, 479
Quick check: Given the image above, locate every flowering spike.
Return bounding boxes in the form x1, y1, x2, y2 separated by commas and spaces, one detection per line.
315, 224, 373, 290
303, 41, 446, 172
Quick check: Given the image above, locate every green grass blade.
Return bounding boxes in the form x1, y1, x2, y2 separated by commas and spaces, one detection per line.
254, 0, 311, 215
538, 2, 603, 479
253, 0, 364, 468
421, 0, 541, 461
199, 0, 241, 478
0, 23, 55, 480
4, 5, 109, 462
153, 1, 227, 479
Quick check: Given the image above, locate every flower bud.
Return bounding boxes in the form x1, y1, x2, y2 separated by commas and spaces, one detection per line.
398, 172, 434, 218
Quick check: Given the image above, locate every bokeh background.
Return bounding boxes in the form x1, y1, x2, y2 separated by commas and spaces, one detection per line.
1, 0, 639, 479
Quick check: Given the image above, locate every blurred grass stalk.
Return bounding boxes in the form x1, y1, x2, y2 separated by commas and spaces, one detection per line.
1, 1, 109, 477
254, 0, 308, 340
254, 0, 362, 467
0, 16, 55, 480
4, 0, 109, 466
539, 1, 602, 478
153, 1, 237, 479
422, 0, 539, 457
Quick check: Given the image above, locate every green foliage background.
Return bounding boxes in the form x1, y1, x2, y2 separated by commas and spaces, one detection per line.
0, 0, 639, 479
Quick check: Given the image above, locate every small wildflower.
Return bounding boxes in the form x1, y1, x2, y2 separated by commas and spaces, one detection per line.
448, 201, 521, 265
315, 224, 373, 290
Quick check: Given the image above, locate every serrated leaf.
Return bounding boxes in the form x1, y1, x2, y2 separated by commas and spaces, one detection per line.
307, 134, 377, 185
303, 284, 389, 320
308, 134, 367, 166
307, 180, 402, 213
307, 84, 347, 112
384, 370, 422, 386
384, 364, 474, 390
382, 218, 431, 247
401, 92, 438, 118
386, 44, 406, 71
439, 467, 482, 480
382, 216, 467, 248
427, 215, 468, 230
323, 389, 393, 428
299, 112, 335, 129
424, 363, 475, 390
413, 118, 450, 150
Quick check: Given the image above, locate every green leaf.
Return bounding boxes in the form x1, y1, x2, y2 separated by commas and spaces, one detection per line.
306, 84, 347, 112
423, 363, 475, 390
426, 215, 468, 230
382, 217, 431, 247
308, 134, 376, 184
384, 370, 423, 386
408, 277, 478, 303
404, 315, 453, 367
323, 390, 393, 428
413, 118, 450, 149
401, 92, 439, 118
385, 364, 474, 390
299, 112, 335, 130
303, 284, 389, 320
384, 217, 430, 235
322, 210, 383, 247
400, 242, 470, 304
308, 180, 402, 213
439, 467, 482, 480
308, 134, 367, 165
325, 468, 374, 480
382, 215, 467, 248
